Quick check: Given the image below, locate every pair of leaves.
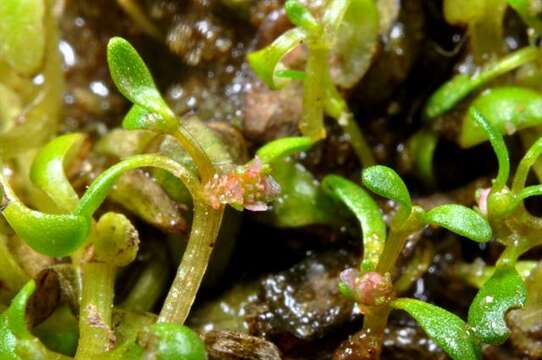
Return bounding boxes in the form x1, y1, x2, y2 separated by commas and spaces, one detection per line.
361, 165, 492, 243
107, 37, 177, 133
393, 267, 526, 360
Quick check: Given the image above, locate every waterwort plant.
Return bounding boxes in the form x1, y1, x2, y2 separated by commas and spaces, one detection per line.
320, 165, 523, 359
248, 0, 377, 166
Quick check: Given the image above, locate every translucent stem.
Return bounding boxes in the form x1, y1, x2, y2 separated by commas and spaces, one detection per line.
173, 127, 216, 182
158, 202, 224, 324
338, 112, 375, 167
300, 38, 328, 141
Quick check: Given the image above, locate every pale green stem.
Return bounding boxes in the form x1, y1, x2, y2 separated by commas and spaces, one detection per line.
75, 262, 115, 359
158, 202, 224, 324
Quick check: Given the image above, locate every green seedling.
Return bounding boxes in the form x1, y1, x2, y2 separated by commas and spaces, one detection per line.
248, 0, 377, 166
322, 165, 501, 359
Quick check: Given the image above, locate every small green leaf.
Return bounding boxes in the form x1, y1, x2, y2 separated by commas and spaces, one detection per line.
107, 37, 175, 127
6, 281, 35, 339
468, 108, 510, 191
147, 323, 207, 360
468, 267, 526, 344
284, 0, 319, 33
460, 87, 542, 148
361, 165, 412, 214
30, 133, 87, 212
122, 104, 178, 133
247, 28, 307, 90
322, 175, 386, 272
424, 204, 492, 243
256, 136, 313, 164
2, 201, 91, 258
0, 0, 45, 75
392, 298, 481, 360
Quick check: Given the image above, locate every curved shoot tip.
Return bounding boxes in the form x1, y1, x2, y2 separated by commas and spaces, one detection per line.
322, 175, 386, 272
256, 136, 313, 164
468, 108, 510, 191
247, 28, 307, 90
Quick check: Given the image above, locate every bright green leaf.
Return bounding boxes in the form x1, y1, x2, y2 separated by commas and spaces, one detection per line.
468, 267, 526, 344
30, 133, 87, 212
322, 175, 386, 272
6, 281, 35, 339
256, 136, 313, 164
147, 323, 207, 360
392, 298, 481, 360
247, 28, 307, 90
424, 204, 492, 243
284, 0, 319, 33
122, 104, 178, 133
107, 37, 176, 128
361, 165, 412, 214
0, 0, 45, 75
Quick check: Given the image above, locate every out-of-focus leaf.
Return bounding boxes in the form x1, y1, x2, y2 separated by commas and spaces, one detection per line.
0, 84, 21, 134
424, 204, 492, 243
0, 234, 28, 302
30, 133, 88, 212
261, 158, 341, 227
468, 267, 526, 344
108, 171, 187, 234
361, 165, 411, 213
407, 129, 437, 186
284, 0, 319, 32
0, 0, 45, 75
460, 87, 542, 148
322, 175, 385, 271
508, 0, 542, 35
425, 47, 539, 119
33, 306, 78, 357
392, 298, 481, 360
325, 0, 379, 88
94, 128, 156, 159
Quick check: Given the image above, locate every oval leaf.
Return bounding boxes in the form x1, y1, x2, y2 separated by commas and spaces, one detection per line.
6, 280, 35, 339
107, 37, 175, 125
247, 28, 307, 90
30, 133, 87, 212
256, 136, 313, 164
0, 0, 45, 75
392, 298, 481, 360
147, 323, 207, 360
361, 165, 412, 213
322, 175, 386, 271
425, 204, 492, 243
468, 267, 526, 344
94, 212, 139, 267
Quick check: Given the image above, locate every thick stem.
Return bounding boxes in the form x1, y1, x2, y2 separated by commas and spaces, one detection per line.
158, 202, 224, 324
360, 305, 391, 357
375, 229, 408, 275
75, 262, 115, 359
